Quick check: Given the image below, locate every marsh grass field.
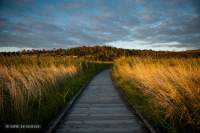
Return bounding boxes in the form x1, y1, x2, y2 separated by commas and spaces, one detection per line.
0, 46, 200, 133
112, 57, 200, 133
0, 55, 109, 131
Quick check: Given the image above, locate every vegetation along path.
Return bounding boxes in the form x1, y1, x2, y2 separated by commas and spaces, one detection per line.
54, 69, 149, 133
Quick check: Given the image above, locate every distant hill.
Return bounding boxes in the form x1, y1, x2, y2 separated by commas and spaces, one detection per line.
0, 45, 200, 61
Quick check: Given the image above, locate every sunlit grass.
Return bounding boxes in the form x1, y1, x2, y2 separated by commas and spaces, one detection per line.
0, 65, 77, 120
0, 55, 109, 130
112, 57, 200, 133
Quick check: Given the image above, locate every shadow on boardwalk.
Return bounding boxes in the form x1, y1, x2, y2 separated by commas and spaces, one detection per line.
54, 69, 149, 133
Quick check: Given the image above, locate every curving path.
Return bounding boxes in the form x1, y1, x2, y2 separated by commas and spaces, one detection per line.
54, 69, 149, 133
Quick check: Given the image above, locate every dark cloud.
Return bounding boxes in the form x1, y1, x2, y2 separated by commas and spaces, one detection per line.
0, 0, 200, 51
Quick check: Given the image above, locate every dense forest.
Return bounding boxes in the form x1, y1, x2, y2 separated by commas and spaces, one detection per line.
1, 46, 200, 61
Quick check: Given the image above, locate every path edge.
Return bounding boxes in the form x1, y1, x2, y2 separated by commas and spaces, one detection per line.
110, 70, 159, 133
44, 69, 108, 133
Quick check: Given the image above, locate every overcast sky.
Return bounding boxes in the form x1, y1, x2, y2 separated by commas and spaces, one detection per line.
0, 0, 200, 51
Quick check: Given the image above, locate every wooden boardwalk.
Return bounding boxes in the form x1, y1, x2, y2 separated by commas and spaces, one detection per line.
54, 69, 149, 133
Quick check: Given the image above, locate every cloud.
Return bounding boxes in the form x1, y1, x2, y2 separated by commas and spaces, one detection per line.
106, 40, 191, 51
0, 0, 200, 51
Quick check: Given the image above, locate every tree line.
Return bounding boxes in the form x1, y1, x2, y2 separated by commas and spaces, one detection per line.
0, 45, 200, 61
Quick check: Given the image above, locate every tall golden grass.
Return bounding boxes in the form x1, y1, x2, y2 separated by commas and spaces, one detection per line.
0, 55, 109, 129
0, 65, 77, 116
0, 61, 81, 124
0, 55, 86, 125
113, 57, 200, 132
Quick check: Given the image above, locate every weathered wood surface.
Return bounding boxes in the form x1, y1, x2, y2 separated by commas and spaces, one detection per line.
54, 69, 149, 133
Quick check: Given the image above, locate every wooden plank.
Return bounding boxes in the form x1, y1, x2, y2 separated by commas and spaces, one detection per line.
54, 69, 149, 133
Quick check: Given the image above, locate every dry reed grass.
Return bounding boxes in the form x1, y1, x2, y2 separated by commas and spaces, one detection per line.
113, 57, 200, 132
0, 64, 79, 122
0, 55, 109, 130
